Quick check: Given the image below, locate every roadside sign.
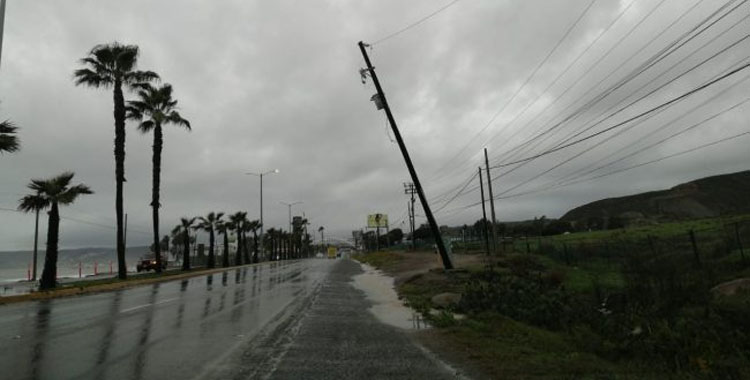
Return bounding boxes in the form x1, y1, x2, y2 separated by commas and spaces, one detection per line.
327, 246, 337, 259
367, 213, 388, 228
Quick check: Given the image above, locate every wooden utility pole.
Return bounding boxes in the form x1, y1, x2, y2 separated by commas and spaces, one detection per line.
404, 182, 416, 251
484, 148, 498, 254
478, 167, 490, 255
358, 41, 453, 269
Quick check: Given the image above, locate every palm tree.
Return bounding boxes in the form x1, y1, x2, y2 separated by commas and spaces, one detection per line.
216, 220, 231, 268
0, 119, 19, 154
126, 83, 190, 273
179, 217, 196, 271
74, 42, 159, 280
245, 220, 262, 263
18, 192, 46, 281
18, 172, 93, 289
195, 212, 223, 269
240, 216, 254, 264
229, 212, 247, 266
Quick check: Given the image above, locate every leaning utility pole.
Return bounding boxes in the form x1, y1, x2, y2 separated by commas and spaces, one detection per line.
478, 167, 490, 256
358, 41, 453, 269
404, 182, 416, 251
484, 148, 498, 254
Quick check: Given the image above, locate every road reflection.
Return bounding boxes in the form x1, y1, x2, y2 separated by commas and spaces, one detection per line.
29, 301, 51, 380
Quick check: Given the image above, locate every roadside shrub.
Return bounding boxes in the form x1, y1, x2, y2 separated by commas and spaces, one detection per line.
460, 269, 575, 330
505, 253, 545, 277
428, 310, 458, 328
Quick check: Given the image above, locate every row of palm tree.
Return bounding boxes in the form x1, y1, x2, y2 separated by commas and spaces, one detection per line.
4, 42, 189, 290
171, 212, 263, 271
73, 42, 190, 279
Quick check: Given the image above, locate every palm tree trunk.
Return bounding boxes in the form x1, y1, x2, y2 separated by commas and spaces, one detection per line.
243, 231, 251, 264
222, 232, 229, 268
207, 228, 215, 269
40, 202, 59, 290
182, 228, 190, 271
113, 81, 127, 280
253, 231, 259, 263
152, 124, 163, 273
235, 228, 242, 266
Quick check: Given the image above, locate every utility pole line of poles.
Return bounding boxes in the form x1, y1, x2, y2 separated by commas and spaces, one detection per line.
484, 148, 498, 254
404, 182, 416, 251
358, 41, 454, 270
478, 167, 490, 256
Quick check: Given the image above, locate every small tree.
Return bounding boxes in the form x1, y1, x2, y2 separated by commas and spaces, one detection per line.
179, 217, 196, 271
216, 221, 231, 268
195, 212, 224, 269
18, 172, 93, 289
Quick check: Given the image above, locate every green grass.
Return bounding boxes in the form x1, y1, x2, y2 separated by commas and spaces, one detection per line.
432, 312, 658, 379
351, 251, 404, 269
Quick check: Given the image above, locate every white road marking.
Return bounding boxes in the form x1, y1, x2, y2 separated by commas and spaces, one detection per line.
120, 297, 178, 313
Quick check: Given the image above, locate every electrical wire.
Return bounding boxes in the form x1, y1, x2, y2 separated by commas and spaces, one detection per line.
425, 0, 599, 183
371, 0, 461, 46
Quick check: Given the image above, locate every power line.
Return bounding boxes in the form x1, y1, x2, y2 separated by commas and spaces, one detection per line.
436, 48, 750, 211
425, 0, 599, 183
552, 73, 750, 186
489, 0, 744, 168
439, 128, 750, 213
492, 26, 750, 183
371, 0, 461, 46
492, 56, 750, 169
496, 90, 750, 200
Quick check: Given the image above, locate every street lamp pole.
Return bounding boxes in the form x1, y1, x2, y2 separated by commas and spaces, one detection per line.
246, 169, 279, 253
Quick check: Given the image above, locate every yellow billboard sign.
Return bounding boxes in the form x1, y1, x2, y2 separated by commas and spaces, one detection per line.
367, 213, 388, 228
327, 246, 338, 259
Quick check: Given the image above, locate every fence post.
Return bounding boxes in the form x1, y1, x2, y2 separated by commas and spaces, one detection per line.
735, 223, 745, 263
563, 243, 570, 265
689, 230, 701, 267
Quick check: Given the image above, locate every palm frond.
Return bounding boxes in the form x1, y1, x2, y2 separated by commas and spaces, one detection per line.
73, 68, 110, 88
0, 120, 20, 153
125, 70, 160, 87
17, 193, 50, 213
58, 183, 94, 205
167, 111, 191, 130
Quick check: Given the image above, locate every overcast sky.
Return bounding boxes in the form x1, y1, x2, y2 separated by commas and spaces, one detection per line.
1, 0, 749, 250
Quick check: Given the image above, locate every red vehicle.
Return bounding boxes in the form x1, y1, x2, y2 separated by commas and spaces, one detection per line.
136, 257, 167, 272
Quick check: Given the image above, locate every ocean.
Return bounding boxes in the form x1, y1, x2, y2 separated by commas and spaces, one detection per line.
0, 246, 151, 284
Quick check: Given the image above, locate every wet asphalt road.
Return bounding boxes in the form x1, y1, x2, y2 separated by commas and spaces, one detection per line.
0, 259, 458, 380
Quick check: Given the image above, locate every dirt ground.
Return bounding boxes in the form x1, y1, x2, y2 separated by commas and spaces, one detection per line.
358, 250, 498, 379
377, 250, 492, 286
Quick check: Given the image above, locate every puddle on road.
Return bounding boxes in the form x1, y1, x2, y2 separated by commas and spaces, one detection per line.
352, 263, 429, 330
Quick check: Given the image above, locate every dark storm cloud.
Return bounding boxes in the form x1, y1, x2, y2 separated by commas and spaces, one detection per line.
1, 0, 749, 250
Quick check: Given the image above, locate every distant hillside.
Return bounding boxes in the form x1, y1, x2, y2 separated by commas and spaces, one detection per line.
561, 170, 750, 228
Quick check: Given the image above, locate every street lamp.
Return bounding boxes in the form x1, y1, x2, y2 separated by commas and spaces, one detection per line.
280, 201, 303, 232
245, 169, 279, 249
